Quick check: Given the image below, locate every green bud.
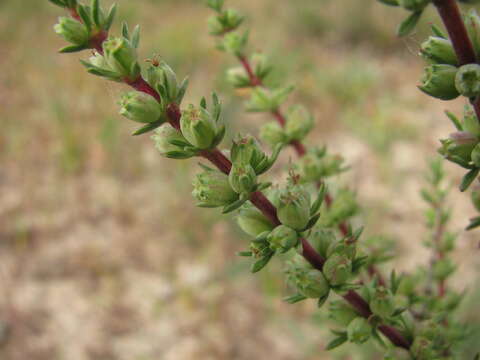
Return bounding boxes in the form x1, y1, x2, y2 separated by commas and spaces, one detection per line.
103, 37, 139, 80
308, 229, 336, 259
323, 253, 352, 286
398, 0, 430, 11
410, 337, 435, 360
277, 185, 311, 230
226, 67, 251, 88
456, 64, 480, 98
327, 238, 356, 260
320, 188, 358, 228
192, 170, 238, 208
370, 287, 395, 319
89, 52, 108, 68
145, 62, 186, 104
246, 86, 294, 112
259, 122, 288, 148
347, 318, 372, 344
285, 105, 314, 141
439, 138, 476, 164
119, 91, 163, 124
152, 123, 195, 158
180, 105, 218, 149
237, 207, 275, 237
297, 270, 330, 299
208, 9, 244, 36
229, 163, 257, 194
463, 105, 480, 136
419, 64, 459, 101
420, 36, 457, 66
296, 148, 345, 182
465, 10, 480, 59
329, 300, 358, 326
54, 17, 89, 45
267, 225, 298, 253
251, 53, 273, 81
206, 0, 224, 12
220, 31, 248, 56
231, 134, 266, 169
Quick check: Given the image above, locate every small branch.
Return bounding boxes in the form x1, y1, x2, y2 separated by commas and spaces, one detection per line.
432, 0, 480, 120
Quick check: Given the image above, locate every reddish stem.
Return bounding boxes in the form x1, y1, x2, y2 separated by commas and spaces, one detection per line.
238, 55, 262, 86
250, 191, 281, 226
199, 148, 232, 175
432, 0, 480, 121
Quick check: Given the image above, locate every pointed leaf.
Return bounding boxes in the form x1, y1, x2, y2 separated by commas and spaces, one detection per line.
397, 11, 423, 37
460, 168, 479, 192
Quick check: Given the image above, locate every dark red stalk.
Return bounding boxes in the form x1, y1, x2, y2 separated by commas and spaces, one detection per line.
432, 0, 480, 120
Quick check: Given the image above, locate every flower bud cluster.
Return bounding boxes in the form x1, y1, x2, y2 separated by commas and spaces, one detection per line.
293, 147, 347, 183
226, 53, 272, 88
52, 0, 116, 53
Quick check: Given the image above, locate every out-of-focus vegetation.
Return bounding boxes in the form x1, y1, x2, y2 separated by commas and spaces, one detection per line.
0, 0, 479, 359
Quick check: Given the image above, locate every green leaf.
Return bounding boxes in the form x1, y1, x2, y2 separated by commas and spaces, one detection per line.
326, 334, 348, 351
59, 44, 87, 53
77, 5, 92, 32
222, 197, 248, 214
104, 4, 117, 31
236, 251, 253, 257
466, 216, 480, 230
460, 168, 479, 192
48, 0, 67, 7
131, 25, 140, 48
377, 0, 399, 6
251, 252, 274, 273
176, 77, 189, 105
431, 24, 447, 39
310, 183, 326, 215
121, 22, 130, 39
445, 110, 463, 131
283, 293, 307, 304
397, 11, 423, 37
91, 0, 101, 27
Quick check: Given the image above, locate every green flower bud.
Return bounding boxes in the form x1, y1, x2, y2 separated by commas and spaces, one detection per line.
296, 148, 345, 182
89, 52, 108, 68
308, 229, 336, 259
297, 270, 330, 299
277, 185, 311, 230
237, 207, 275, 237
152, 123, 194, 158
420, 36, 457, 66
398, 0, 430, 11
229, 163, 257, 194
54, 17, 89, 45
285, 105, 314, 141
463, 105, 480, 136
226, 67, 251, 88
320, 188, 358, 228
347, 318, 372, 344
103, 37, 139, 80
251, 53, 273, 81
327, 238, 356, 260
323, 254, 352, 286
260, 122, 288, 148
439, 138, 476, 164
220, 31, 248, 56
119, 91, 163, 123
192, 170, 238, 208
180, 105, 218, 149
246, 86, 294, 112
208, 9, 244, 36
456, 64, 480, 98
410, 337, 435, 360
370, 287, 395, 319
231, 134, 266, 169
329, 300, 358, 326
267, 225, 298, 253
419, 64, 459, 101
471, 186, 480, 212
465, 9, 480, 59
145, 62, 184, 103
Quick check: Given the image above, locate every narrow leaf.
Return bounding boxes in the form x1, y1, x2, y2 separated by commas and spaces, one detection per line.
397, 11, 422, 37
460, 168, 479, 192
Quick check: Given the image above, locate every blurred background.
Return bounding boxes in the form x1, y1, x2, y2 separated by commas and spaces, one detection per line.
1, 0, 480, 359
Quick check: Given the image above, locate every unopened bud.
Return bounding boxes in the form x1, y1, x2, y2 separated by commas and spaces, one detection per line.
370, 287, 395, 319
180, 105, 218, 149
277, 185, 311, 230
152, 123, 193, 158
456, 64, 480, 98
220, 31, 248, 56
237, 207, 275, 237
420, 36, 457, 66
419, 64, 459, 101
329, 301, 358, 326
192, 170, 238, 208
267, 225, 298, 253
103, 37, 139, 79
285, 105, 314, 141
226, 67, 251, 88
229, 163, 257, 194
347, 318, 372, 344
54, 17, 89, 45
119, 91, 163, 123
260, 122, 288, 148
323, 254, 352, 286
297, 270, 330, 299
